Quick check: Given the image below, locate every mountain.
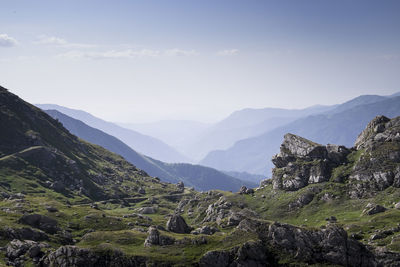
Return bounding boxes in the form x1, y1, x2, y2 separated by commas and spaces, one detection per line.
44, 109, 256, 191
2, 85, 400, 266
183, 105, 335, 161
200, 95, 400, 175
36, 104, 190, 163
119, 120, 210, 156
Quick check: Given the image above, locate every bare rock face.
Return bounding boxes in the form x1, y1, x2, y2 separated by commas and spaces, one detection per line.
272, 134, 350, 191
354, 115, 391, 150
166, 214, 191, 234
349, 116, 400, 196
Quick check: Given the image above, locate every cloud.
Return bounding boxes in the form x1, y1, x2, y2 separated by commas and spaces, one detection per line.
56, 49, 161, 60
164, 49, 198, 56
57, 48, 198, 60
34, 35, 95, 48
0, 34, 18, 47
217, 49, 239, 56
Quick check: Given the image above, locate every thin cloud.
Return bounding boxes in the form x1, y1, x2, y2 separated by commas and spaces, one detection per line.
56, 49, 161, 60
34, 35, 95, 48
164, 49, 198, 56
0, 34, 18, 47
217, 49, 239, 56
57, 48, 198, 60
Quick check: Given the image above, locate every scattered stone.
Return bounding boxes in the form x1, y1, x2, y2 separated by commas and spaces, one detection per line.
363, 203, 387, 215
138, 207, 156, 214
46, 206, 58, 212
325, 216, 337, 223
138, 187, 146, 194
191, 226, 219, 235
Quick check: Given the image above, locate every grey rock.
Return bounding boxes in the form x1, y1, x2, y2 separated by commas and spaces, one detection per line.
18, 214, 60, 234
144, 226, 175, 247
166, 214, 191, 234
137, 207, 156, 214
363, 204, 387, 215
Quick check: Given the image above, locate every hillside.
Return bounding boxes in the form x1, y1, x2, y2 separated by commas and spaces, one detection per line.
201, 95, 400, 176
1, 86, 400, 266
44, 109, 256, 191
36, 104, 190, 164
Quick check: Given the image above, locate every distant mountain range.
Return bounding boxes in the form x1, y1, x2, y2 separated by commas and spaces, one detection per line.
200, 94, 400, 175
44, 109, 256, 191
36, 104, 190, 164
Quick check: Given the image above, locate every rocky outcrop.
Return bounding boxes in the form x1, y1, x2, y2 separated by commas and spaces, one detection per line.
166, 214, 191, 234
238, 186, 254, 194
349, 116, 400, 196
5, 239, 46, 266
144, 226, 175, 247
18, 214, 60, 234
0, 227, 49, 241
201, 219, 378, 267
272, 134, 350, 191
41, 246, 151, 267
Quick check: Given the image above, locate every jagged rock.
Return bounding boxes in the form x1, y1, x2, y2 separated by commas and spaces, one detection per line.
6, 239, 36, 261
42, 245, 148, 266
267, 222, 376, 266
363, 203, 387, 215
271, 133, 351, 191
137, 187, 146, 194
0, 227, 49, 241
144, 226, 175, 247
395, 202, 400, 209
176, 181, 185, 192
18, 214, 60, 234
238, 186, 254, 194
355, 115, 391, 150
166, 214, 191, 234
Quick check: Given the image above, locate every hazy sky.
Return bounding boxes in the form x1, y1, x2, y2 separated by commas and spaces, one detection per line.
1, 0, 399, 123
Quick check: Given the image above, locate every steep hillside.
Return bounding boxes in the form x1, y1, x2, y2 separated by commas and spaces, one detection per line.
36, 104, 190, 163
201, 96, 400, 176
44, 110, 256, 191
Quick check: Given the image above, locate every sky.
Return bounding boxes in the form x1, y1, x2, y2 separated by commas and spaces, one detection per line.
0, 0, 400, 123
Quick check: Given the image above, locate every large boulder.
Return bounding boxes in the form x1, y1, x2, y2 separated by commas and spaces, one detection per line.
18, 214, 60, 234
166, 214, 191, 234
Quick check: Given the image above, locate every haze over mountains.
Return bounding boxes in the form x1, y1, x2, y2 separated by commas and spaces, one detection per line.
201, 94, 400, 175
44, 109, 257, 191
36, 104, 190, 164
39, 92, 400, 181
